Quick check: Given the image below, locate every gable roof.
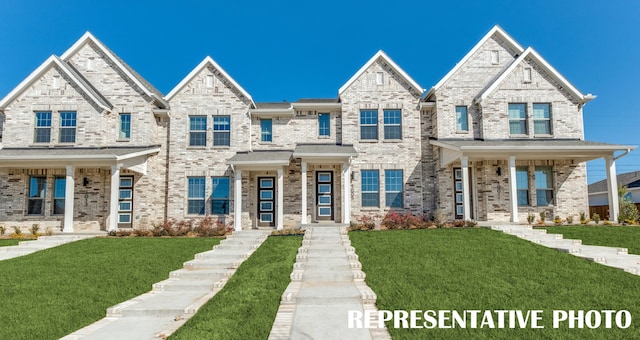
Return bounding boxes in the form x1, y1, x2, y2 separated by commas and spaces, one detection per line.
425, 25, 524, 99
0, 55, 112, 113
164, 56, 255, 107
477, 47, 595, 103
338, 50, 423, 96
60, 32, 169, 109
589, 171, 640, 194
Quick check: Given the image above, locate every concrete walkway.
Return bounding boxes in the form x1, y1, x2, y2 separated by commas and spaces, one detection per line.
269, 225, 391, 340
491, 225, 640, 275
0, 234, 99, 261
61, 230, 270, 340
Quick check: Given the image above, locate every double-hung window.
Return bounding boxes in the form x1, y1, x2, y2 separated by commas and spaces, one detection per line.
261, 119, 272, 142
187, 177, 206, 215
385, 170, 403, 208
533, 103, 551, 135
508, 103, 527, 135
318, 113, 330, 137
535, 166, 554, 206
516, 166, 529, 206
383, 110, 401, 140
119, 113, 131, 140
34, 111, 52, 143
59, 111, 77, 143
360, 110, 378, 140
211, 177, 230, 214
189, 116, 207, 146
361, 170, 379, 207
53, 177, 66, 214
27, 176, 46, 215
213, 116, 231, 146
455, 106, 468, 131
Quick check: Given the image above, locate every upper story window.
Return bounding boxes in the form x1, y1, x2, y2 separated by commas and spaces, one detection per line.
27, 176, 46, 215
187, 177, 205, 215
53, 177, 66, 215
385, 169, 403, 208
533, 103, 551, 135
189, 116, 207, 146
361, 170, 379, 207
516, 166, 529, 206
508, 103, 527, 135
119, 113, 131, 140
261, 119, 272, 142
318, 113, 330, 137
455, 106, 468, 132
535, 166, 554, 206
34, 111, 52, 143
383, 110, 402, 140
360, 110, 378, 140
213, 116, 231, 146
211, 177, 230, 214
59, 111, 77, 143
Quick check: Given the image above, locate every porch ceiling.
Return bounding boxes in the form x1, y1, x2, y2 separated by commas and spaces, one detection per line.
431, 139, 635, 167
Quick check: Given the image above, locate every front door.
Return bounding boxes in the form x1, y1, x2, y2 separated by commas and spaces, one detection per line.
118, 176, 134, 228
257, 177, 275, 227
316, 171, 334, 221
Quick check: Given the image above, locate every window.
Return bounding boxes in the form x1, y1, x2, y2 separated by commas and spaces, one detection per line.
385, 170, 403, 208
187, 177, 205, 215
361, 170, 379, 207
53, 177, 66, 214
59, 111, 77, 143
34, 111, 52, 143
383, 110, 402, 140
455, 106, 468, 131
535, 166, 554, 206
360, 110, 378, 140
318, 113, 330, 137
211, 177, 230, 214
508, 103, 527, 135
533, 103, 551, 135
516, 166, 529, 206
261, 119, 272, 142
119, 113, 131, 140
524, 67, 532, 83
213, 116, 231, 146
27, 176, 46, 215
189, 116, 207, 146
491, 50, 499, 65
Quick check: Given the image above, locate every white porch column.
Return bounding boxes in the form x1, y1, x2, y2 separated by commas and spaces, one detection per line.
461, 156, 471, 220
606, 155, 619, 222
342, 162, 351, 224
507, 155, 519, 223
234, 169, 242, 231
63, 165, 75, 233
277, 168, 284, 230
301, 161, 307, 224
108, 164, 121, 232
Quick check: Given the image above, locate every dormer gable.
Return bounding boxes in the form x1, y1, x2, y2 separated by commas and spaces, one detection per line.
165, 56, 255, 108
338, 50, 423, 98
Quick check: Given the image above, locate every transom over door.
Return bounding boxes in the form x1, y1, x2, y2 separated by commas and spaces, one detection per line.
257, 177, 275, 227
316, 171, 334, 221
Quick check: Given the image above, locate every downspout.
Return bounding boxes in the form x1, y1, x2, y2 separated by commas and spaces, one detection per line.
614, 149, 631, 161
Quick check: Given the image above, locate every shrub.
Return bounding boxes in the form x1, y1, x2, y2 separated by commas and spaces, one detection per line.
592, 213, 601, 224
115, 230, 133, 237
618, 186, 640, 224
465, 220, 478, 228
45, 226, 53, 236
579, 212, 588, 224
0, 225, 5, 236
538, 211, 546, 224
553, 216, 562, 225
452, 220, 466, 228
29, 224, 40, 237
566, 216, 573, 224
12, 226, 23, 238
527, 214, 535, 224
433, 210, 447, 228
194, 218, 228, 237
132, 228, 153, 237
271, 229, 305, 236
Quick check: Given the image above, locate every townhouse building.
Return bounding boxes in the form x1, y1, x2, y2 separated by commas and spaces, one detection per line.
0, 26, 632, 232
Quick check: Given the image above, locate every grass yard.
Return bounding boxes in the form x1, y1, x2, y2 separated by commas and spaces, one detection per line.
0, 239, 31, 247
544, 226, 640, 255
0, 237, 220, 340
171, 235, 302, 340
350, 228, 640, 339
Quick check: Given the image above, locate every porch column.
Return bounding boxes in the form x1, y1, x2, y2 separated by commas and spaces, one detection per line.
234, 169, 242, 231
507, 155, 519, 223
606, 155, 619, 222
461, 156, 471, 220
277, 168, 284, 230
108, 163, 121, 232
63, 165, 75, 233
342, 162, 351, 224
301, 161, 307, 224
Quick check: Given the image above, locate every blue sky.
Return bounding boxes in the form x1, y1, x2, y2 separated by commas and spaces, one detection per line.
0, 0, 638, 183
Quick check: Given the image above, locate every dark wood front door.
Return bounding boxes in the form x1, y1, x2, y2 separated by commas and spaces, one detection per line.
316, 171, 334, 221
257, 177, 275, 227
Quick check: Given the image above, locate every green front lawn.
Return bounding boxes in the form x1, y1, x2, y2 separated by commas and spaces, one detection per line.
0, 239, 25, 247
544, 226, 640, 255
171, 235, 302, 340
350, 228, 640, 339
0, 237, 220, 340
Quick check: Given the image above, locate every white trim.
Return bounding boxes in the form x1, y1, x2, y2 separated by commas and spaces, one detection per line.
234, 169, 242, 231
291, 102, 342, 110
508, 155, 519, 223
338, 50, 423, 96
249, 107, 295, 118
63, 165, 75, 232
165, 56, 255, 107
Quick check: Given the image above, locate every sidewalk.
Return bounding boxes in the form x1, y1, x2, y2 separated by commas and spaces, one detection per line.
0, 234, 100, 261
269, 225, 391, 340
